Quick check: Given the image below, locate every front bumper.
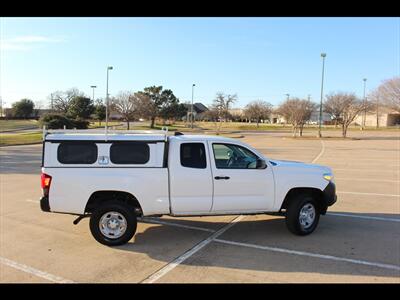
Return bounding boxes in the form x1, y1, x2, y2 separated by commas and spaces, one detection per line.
323, 181, 337, 207
40, 196, 51, 212
320, 181, 337, 214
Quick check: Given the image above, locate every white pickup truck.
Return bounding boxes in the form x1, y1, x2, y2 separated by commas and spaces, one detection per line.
40, 130, 336, 246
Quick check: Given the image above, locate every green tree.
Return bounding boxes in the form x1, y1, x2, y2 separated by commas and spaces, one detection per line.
160, 102, 188, 122
12, 99, 35, 119
39, 114, 89, 129
94, 99, 106, 126
137, 86, 180, 128
67, 96, 94, 119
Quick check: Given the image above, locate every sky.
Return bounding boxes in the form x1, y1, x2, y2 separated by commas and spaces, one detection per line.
1, 17, 399, 109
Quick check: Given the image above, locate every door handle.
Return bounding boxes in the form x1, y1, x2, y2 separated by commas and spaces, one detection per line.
215, 176, 230, 180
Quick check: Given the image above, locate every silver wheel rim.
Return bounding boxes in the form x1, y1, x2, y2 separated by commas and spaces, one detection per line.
299, 203, 316, 230
99, 211, 127, 239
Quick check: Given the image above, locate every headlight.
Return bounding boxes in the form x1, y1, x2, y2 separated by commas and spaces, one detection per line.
323, 173, 333, 181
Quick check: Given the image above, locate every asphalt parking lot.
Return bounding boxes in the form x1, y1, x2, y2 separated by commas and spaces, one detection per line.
0, 130, 399, 283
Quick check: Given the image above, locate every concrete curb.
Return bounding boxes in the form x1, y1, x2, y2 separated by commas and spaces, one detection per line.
0, 142, 42, 148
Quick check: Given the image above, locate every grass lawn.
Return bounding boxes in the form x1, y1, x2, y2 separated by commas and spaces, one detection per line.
0, 132, 42, 146
187, 121, 400, 132
0, 119, 39, 132
89, 121, 124, 128
130, 124, 181, 131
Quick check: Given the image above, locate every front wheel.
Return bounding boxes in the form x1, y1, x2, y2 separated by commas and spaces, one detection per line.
89, 201, 137, 246
285, 195, 320, 236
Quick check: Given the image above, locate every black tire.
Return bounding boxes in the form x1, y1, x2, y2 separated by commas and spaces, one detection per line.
89, 201, 137, 246
285, 194, 320, 236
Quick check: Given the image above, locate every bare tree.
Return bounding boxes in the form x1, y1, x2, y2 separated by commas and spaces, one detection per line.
131, 92, 157, 123
110, 91, 137, 130
366, 89, 382, 128
244, 100, 273, 127
33, 100, 44, 118
277, 98, 317, 137
49, 88, 83, 113
373, 77, 400, 113
204, 93, 237, 134
324, 92, 373, 138
323, 96, 343, 128
203, 106, 223, 134
213, 92, 237, 122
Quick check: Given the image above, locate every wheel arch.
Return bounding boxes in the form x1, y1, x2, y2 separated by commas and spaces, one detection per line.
280, 187, 327, 214
85, 190, 143, 216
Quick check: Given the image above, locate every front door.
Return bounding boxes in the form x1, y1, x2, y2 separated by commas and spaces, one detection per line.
208, 142, 275, 213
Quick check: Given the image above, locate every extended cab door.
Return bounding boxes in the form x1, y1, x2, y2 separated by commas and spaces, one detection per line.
208, 141, 275, 213
168, 138, 213, 215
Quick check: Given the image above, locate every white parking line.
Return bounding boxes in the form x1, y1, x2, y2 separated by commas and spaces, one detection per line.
338, 191, 400, 198
311, 139, 325, 163
335, 178, 399, 183
139, 217, 216, 233
333, 168, 399, 173
326, 212, 400, 223
0, 257, 74, 283
213, 239, 400, 272
141, 215, 245, 283
25, 199, 39, 203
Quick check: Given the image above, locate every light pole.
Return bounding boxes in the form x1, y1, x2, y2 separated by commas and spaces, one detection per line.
105, 66, 113, 134
376, 94, 379, 129
361, 78, 367, 130
318, 53, 326, 138
90, 85, 97, 102
191, 84, 195, 129
285, 93, 290, 101
50, 93, 54, 112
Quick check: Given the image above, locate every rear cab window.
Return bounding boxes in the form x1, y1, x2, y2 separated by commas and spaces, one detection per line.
180, 143, 207, 169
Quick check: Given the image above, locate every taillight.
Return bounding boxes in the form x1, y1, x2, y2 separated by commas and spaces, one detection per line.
41, 173, 52, 196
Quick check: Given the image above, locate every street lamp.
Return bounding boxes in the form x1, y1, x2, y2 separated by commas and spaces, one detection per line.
90, 85, 97, 102
361, 78, 367, 130
376, 94, 380, 129
318, 53, 326, 138
105, 66, 113, 134
191, 84, 195, 129
285, 93, 290, 101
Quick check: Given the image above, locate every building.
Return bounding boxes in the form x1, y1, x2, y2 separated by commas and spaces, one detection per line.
309, 110, 333, 125
353, 108, 400, 127
184, 102, 209, 120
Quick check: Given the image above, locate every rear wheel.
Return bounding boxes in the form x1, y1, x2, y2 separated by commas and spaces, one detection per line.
285, 195, 320, 236
89, 201, 137, 246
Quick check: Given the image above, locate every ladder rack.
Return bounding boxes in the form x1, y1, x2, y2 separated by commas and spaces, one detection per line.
42, 126, 170, 141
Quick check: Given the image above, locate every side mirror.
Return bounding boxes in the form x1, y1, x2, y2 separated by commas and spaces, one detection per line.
256, 158, 267, 169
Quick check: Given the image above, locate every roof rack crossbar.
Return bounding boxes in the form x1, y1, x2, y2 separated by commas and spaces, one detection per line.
43, 127, 170, 141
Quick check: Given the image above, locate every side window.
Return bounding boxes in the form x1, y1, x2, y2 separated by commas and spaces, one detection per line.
180, 143, 207, 169
110, 142, 150, 164
212, 143, 258, 169
57, 142, 98, 164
